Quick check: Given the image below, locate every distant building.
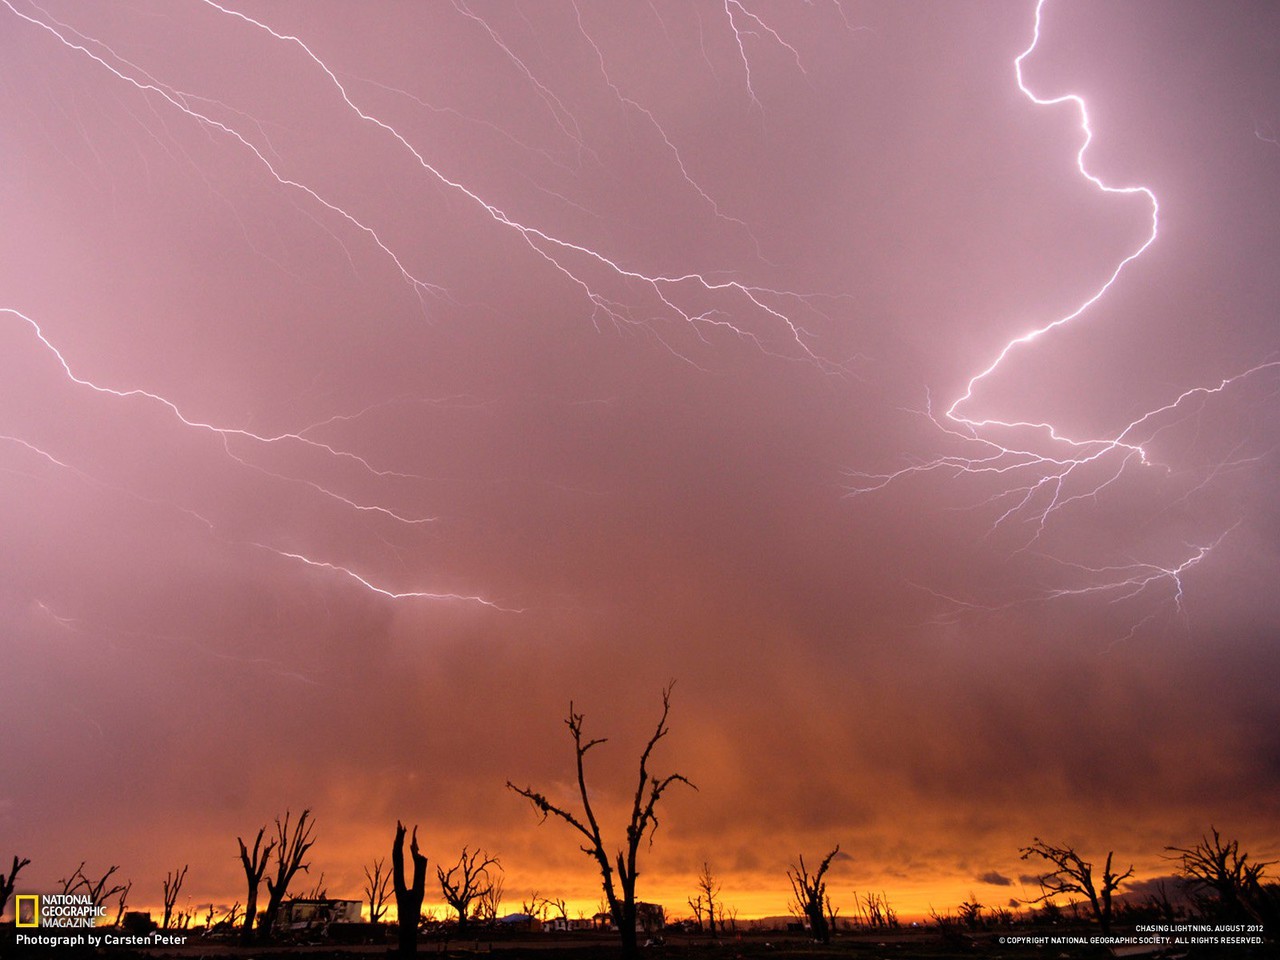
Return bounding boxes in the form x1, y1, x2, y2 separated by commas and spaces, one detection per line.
497, 912, 543, 933
636, 902, 665, 935
591, 903, 665, 934
543, 916, 594, 932
274, 898, 363, 932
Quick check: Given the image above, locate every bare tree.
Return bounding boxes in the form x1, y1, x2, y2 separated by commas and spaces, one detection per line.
162, 865, 188, 929
695, 862, 720, 936
508, 685, 694, 959
787, 845, 840, 943
853, 889, 897, 929
687, 893, 705, 933
476, 870, 505, 924
363, 857, 393, 926
113, 879, 132, 927
1, 856, 30, 920
219, 902, 243, 931
824, 893, 841, 934
259, 809, 317, 935
302, 870, 328, 900
1167, 828, 1276, 924
1020, 838, 1132, 935
60, 861, 128, 923
236, 825, 275, 944
437, 847, 498, 930
392, 821, 427, 955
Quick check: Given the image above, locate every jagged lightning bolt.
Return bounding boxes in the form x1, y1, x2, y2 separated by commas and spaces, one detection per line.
2, 306, 513, 606
847, 0, 1277, 629
193, 0, 832, 365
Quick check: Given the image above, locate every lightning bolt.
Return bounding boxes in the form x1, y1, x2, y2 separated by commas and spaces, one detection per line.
847, 0, 1277, 633
1, 0, 849, 625
192, 0, 832, 365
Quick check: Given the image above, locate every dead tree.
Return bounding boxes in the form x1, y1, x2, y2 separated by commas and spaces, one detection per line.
1, 856, 30, 920
1020, 838, 1132, 935
1166, 828, 1276, 924
687, 894, 705, 933
302, 871, 328, 900
60, 862, 128, 923
853, 889, 897, 929
363, 857, 393, 926
162, 865, 188, 929
825, 893, 841, 934
437, 848, 498, 930
695, 862, 720, 936
259, 809, 317, 935
508, 685, 694, 959
113, 879, 132, 927
236, 825, 275, 944
392, 821, 427, 955
787, 845, 840, 943
476, 870, 505, 924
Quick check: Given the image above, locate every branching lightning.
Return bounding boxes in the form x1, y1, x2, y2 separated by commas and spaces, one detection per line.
847, 0, 1277, 632
0, 0, 836, 625
4, 0, 1269, 645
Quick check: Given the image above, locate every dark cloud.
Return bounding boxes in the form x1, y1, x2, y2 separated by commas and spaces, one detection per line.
976, 872, 1013, 887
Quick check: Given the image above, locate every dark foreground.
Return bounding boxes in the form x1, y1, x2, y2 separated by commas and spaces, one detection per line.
3, 928, 1274, 960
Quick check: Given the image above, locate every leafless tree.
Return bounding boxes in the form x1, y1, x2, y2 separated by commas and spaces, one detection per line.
1020, 838, 1132, 935
113, 879, 132, 927
392, 821, 427, 955
545, 896, 569, 922
853, 889, 897, 929
687, 893, 705, 933
59, 861, 129, 924
1, 856, 30, 920
1167, 828, 1276, 924
363, 857, 393, 926
236, 825, 275, 944
215, 901, 243, 931
162, 865, 188, 929
508, 684, 694, 959
824, 893, 841, 934
787, 845, 840, 943
259, 809, 317, 935
301, 870, 328, 901
695, 862, 720, 936
437, 847, 498, 930
520, 891, 558, 922
476, 870, 505, 924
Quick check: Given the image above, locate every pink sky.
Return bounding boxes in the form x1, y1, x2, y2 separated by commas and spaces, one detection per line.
2, 0, 1277, 922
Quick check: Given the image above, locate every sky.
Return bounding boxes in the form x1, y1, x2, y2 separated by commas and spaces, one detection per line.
2, 0, 1278, 925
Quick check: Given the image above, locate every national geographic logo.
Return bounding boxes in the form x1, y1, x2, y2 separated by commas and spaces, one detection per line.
15, 893, 107, 928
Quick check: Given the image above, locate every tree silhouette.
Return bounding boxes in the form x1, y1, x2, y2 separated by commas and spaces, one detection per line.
392, 821, 427, 955
437, 847, 498, 931
1, 856, 30, 920
1167, 827, 1276, 924
236, 825, 275, 944
161, 865, 188, 929
787, 845, 840, 943
1020, 838, 1132, 935
692, 862, 720, 936
508, 684, 694, 959
259, 809, 316, 935
363, 857, 393, 926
